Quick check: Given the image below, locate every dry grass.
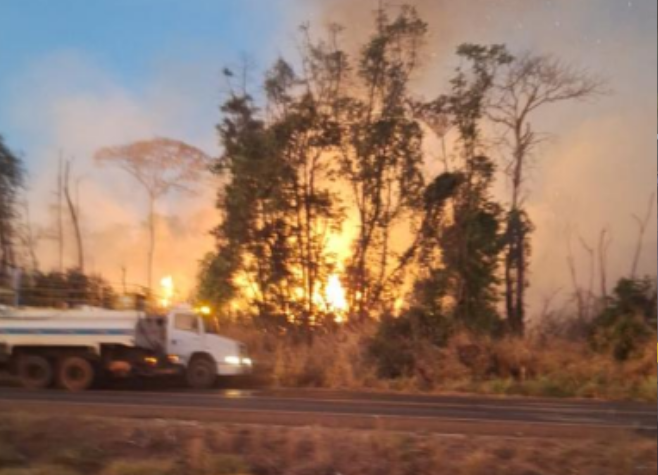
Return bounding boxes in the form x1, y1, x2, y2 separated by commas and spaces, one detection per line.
227, 325, 657, 402
0, 414, 654, 475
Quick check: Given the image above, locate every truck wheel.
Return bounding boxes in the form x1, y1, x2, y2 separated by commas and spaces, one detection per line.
58, 356, 96, 392
186, 357, 217, 390
17, 355, 54, 390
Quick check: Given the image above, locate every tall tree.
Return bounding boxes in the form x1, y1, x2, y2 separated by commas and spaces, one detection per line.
202, 32, 346, 329
64, 159, 84, 272
95, 138, 210, 291
338, 6, 427, 321
264, 44, 346, 326
0, 135, 24, 282
410, 45, 512, 333
207, 93, 294, 322
487, 53, 603, 335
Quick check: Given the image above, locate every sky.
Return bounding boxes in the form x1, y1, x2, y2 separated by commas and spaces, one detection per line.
0, 0, 656, 314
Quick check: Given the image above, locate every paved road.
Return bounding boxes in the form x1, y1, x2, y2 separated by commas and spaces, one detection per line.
0, 386, 655, 439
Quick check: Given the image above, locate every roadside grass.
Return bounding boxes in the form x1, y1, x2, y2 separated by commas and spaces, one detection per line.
0, 414, 654, 475
228, 324, 658, 402
0, 467, 80, 475
100, 460, 178, 475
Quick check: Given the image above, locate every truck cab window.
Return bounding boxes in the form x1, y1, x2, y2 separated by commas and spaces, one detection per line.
174, 314, 199, 333
204, 317, 221, 335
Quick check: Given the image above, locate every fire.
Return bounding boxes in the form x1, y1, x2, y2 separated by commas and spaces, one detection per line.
160, 275, 175, 308
326, 274, 348, 323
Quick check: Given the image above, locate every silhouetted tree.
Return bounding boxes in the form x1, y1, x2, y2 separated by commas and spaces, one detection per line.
337, 6, 427, 321
487, 53, 604, 335
0, 135, 24, 283
95, 138, 210, 291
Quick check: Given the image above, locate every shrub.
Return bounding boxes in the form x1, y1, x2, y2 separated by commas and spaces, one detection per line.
591, 277, 657, 361
368, 309, 454, 380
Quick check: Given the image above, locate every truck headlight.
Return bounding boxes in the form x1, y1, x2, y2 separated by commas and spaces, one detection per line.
224, 356, 241, 365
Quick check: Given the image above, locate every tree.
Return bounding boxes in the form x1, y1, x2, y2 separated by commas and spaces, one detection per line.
591, 276, 657, 361
95, 138, 210, 291
202, 32, 347, 330
205, 93, 294, 323
0, 135, 24, 282
409, 44, 511, 334
487, 53, 604, 335
19, 268, 117, 309
64, 159, 84, 271
338, 6, 427, 321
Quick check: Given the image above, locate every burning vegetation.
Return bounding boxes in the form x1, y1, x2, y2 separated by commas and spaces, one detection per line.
196, 5, 611, 333
0, 3, 654, 400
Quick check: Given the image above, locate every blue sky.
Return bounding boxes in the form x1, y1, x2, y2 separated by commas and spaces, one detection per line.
0, 0, 655, 300
0, 0, 284, 80
0, 0, 289, 151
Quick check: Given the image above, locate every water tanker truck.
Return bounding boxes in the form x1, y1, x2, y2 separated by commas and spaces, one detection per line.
0, 305, 252, 391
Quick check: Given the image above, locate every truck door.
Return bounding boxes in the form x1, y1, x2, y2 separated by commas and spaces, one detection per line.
168, 313, 203, 363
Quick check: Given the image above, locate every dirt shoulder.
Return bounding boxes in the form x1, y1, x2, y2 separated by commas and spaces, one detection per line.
0, 413, 655, 475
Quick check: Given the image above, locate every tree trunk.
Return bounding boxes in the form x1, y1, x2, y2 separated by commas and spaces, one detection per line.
147, 195, 156, 292
57, 154, 64, 273
506, 127, 528, 336
64, 161, 84, 272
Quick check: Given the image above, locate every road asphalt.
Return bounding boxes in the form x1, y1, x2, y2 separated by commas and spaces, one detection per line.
0, 385, 655, 439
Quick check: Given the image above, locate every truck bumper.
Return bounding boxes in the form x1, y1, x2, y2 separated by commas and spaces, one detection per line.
109, 360, 185, 379
217, 363, 253, 376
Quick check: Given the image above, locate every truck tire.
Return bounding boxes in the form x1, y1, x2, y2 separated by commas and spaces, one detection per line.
17, 355, 54, 390
186, 357, 217, 390
58, 356, 96, 392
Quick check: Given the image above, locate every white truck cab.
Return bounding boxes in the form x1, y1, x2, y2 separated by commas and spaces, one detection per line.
0, 305, 252, 391
167, 308, 252, 388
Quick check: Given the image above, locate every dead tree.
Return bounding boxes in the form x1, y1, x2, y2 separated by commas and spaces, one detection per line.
18, 198, 39, 272
64, 159, 84, 271
56, 153, 65, 272
598, 228, 612, 301
630, 192, 656, 279
488, 52, 605, 335
95, 138, 210, 291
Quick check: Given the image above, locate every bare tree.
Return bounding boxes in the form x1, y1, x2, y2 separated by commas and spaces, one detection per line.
17, 198, 39, 272
630, 192, 656, 279
95, 138, 210, 291
597, 228, 612, 300
488, 53, 605, 335
64, 159, 84, 271
56, 153, 65, 272
566, 227, 586, 323
579, 235, 596, 318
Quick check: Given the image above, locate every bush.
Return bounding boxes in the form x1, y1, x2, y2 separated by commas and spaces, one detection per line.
591, 277, 657, 361
368, 308, 454, 379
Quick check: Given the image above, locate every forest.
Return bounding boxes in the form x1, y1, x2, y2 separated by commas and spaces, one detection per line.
0, 5, 655, 400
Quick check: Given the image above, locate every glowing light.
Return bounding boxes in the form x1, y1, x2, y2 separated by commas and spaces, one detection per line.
197, 306, 212, 316
326, 274, 348, 323
160, 276, 175, 308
